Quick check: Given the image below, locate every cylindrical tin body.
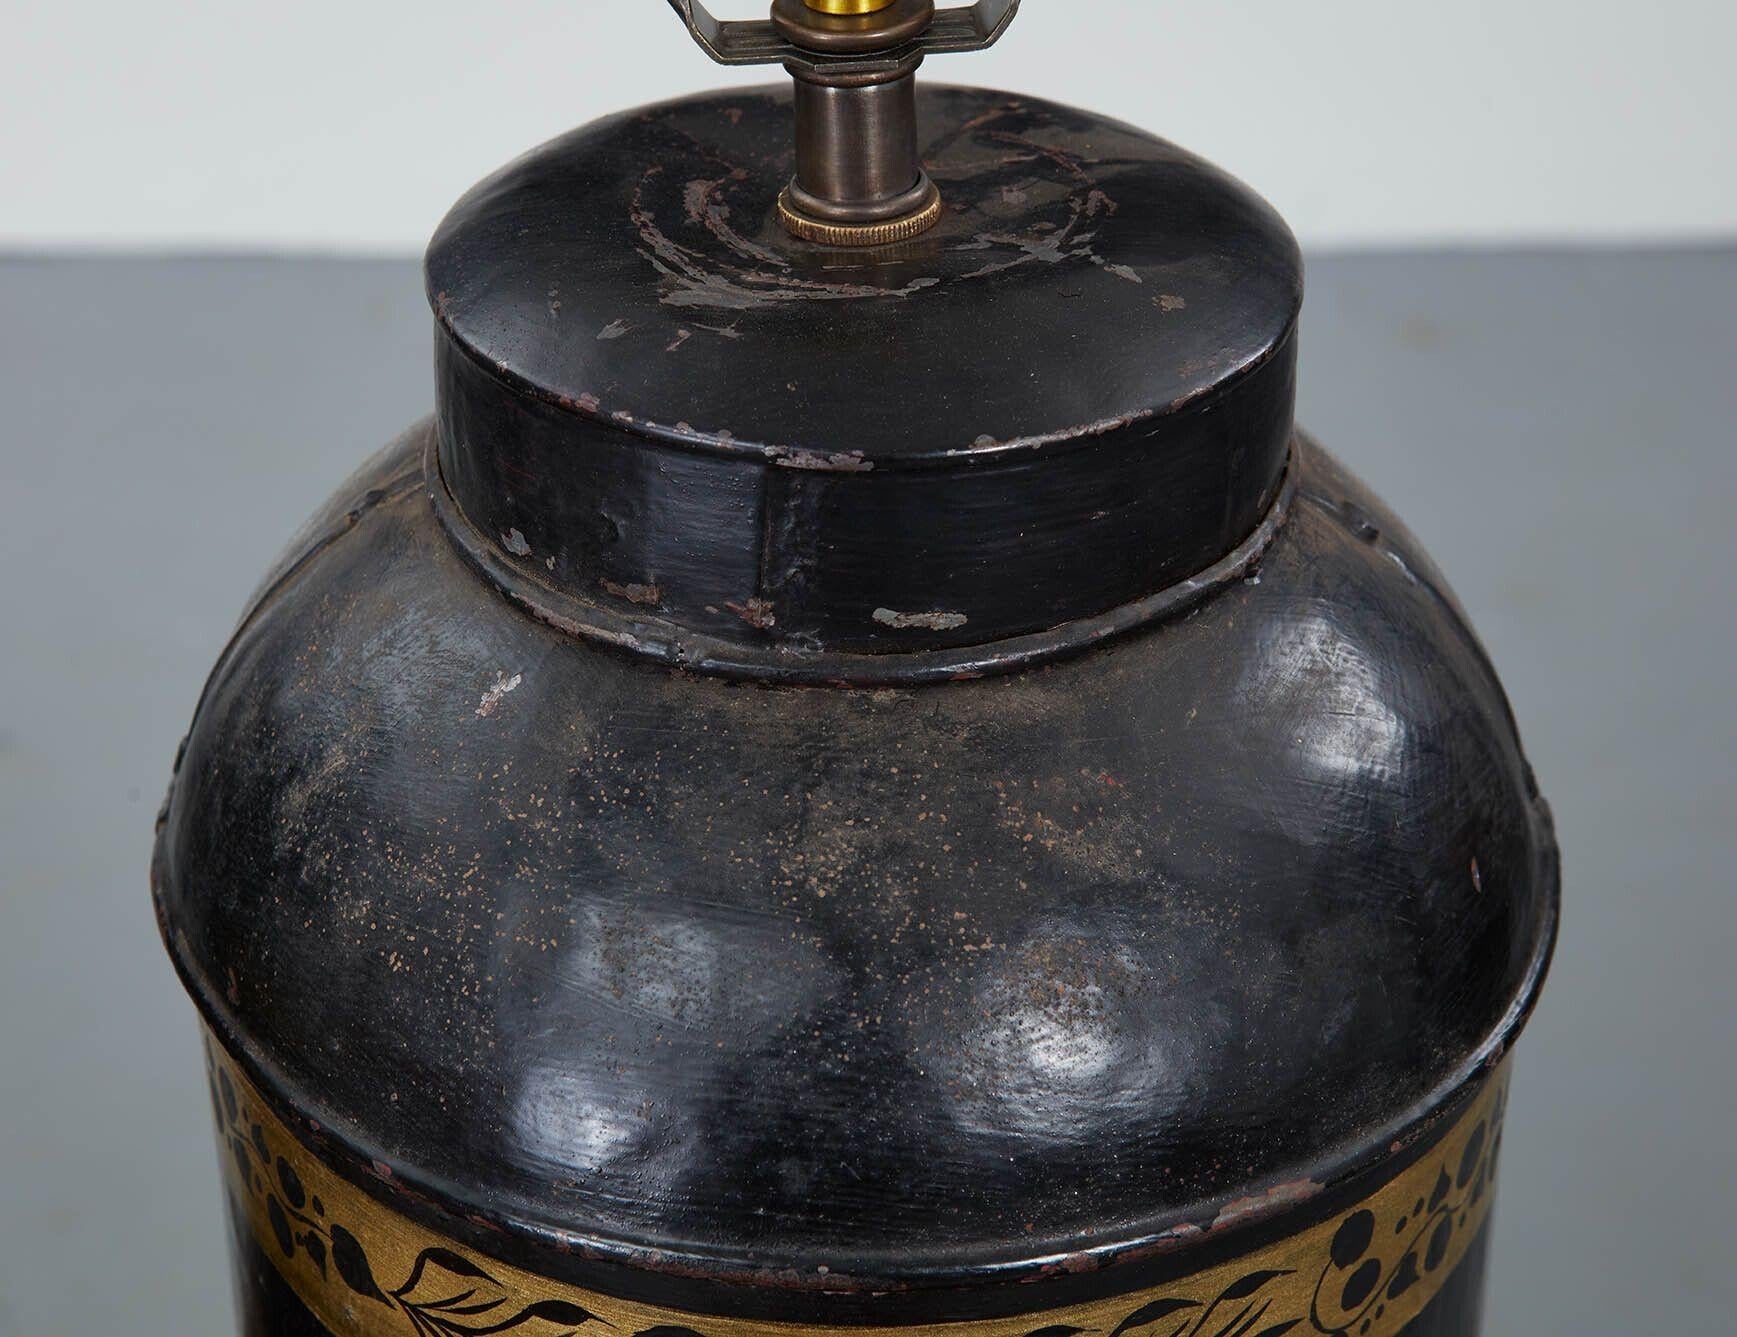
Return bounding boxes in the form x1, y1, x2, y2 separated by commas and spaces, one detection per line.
155, 86, 1556, 1337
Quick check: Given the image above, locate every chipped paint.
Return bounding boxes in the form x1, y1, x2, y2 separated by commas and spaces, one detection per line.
725, 597, 776, 630
1208, 1179, 1322, 1234
874, 608, 969, 632
501, 529, 532, 557
601, 579, 663, 608
474, 672, 523, 719
770, 448, 873, 473
630, 166, 954, 311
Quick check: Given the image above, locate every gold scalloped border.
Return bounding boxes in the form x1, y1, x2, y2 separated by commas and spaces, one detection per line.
205, 1031, 1506, 1337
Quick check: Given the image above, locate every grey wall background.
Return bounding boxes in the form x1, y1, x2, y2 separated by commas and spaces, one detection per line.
5, 0, 1737, 250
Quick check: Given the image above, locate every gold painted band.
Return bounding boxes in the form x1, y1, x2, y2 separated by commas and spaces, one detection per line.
206, 1032, 1507, 1337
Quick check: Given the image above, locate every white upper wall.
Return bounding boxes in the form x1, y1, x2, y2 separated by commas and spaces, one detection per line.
4, 0, 1733, 251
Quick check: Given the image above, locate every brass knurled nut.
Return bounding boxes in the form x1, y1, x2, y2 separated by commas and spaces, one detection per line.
778, 182, 944, 245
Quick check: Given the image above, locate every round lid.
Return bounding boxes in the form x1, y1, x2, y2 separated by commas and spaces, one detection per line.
425, 86, 1302, 679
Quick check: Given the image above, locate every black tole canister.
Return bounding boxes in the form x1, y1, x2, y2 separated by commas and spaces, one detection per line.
153, 6, 1558, 1336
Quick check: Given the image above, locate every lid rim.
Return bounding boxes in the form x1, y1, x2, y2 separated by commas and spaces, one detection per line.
431, 300, 1303, 473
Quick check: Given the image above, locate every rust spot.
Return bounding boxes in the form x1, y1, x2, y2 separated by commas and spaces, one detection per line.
601, 579, 663, 608
726, 597, 776, 630
874, 608, 968, 632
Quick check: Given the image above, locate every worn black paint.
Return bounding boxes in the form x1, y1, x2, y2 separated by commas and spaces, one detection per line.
155, 84, 1555, 1336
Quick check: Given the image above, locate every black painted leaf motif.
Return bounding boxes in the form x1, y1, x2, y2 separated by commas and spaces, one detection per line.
229, 1135, 252, 1184
1202, 1298, 1272, 1337
1109, 1297, 1200, 1337
218, 1068, 237, 1123
461, 1299, 611, 1333
330, 1224, 386, 1302
252, 1123, 270, 1163
276, 1156, 306, 1209
1330, 1210, 1375, 1268
266, 1195, 295, 1257
302, 1232, 328, 1278
1386, 1252, 1420, 1299
1427, 1168, 1450, 1212
395, 1247, 520, 1324
1339, 1259, 1381, 1312
1026, 1327, 1089, 1337
1424, 1217, 1453, 1271
516, 1299, 609, 1324
399, 1247, 500, 1290
1220, 1270, 1289, 1301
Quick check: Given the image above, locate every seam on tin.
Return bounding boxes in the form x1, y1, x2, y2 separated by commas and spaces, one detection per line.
424, 430, 1302, 687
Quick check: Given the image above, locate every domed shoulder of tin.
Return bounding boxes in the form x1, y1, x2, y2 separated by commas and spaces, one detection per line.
153, 418, 1556, 1315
